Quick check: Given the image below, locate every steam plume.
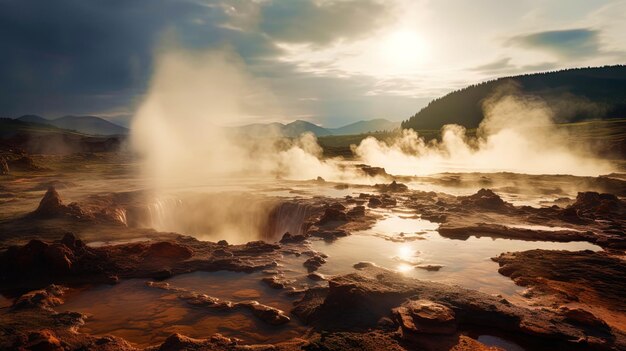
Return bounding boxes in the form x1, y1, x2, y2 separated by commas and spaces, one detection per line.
354, 86, 615, 177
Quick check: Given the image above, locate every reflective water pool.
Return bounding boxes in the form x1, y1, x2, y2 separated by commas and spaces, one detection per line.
311, 215, 600, 299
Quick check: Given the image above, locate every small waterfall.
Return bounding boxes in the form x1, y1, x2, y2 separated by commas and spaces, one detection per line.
125, 193, 317, 244
113, 208, 128, 226
265, 202, 315, 239
146, 197, 184, 230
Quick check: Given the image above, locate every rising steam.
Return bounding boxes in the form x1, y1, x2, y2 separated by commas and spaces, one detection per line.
354, 85, 615, 177
130, 47, 614, 242
131, 48, 350, 188
130, 47, 357, 242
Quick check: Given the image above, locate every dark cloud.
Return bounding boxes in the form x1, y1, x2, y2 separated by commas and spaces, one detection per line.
0, 0, 419, 124
0, 0, 237, 117
507, 28, 601, 58
259, 0, 394, 46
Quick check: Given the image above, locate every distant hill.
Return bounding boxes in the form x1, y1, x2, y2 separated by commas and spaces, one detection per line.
0, 118, 123, 154
0, 117, 74, 138
283, 120, 332, 137
16, 115, 128, 135
328, 119, 399, 135
402, 65, 626, 130
236, 118, 399, 137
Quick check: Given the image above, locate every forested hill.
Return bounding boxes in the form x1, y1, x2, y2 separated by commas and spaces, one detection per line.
401, 65, 626, 130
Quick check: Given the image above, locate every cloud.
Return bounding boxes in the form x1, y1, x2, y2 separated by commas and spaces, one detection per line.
507, 28, 601, 59
259, 0, 395, 46
471, 57, 513, 73
0, 0, 259, 117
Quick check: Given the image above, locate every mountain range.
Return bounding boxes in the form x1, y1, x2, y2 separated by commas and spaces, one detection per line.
236, 118, 400, 137
17, 115, 129, 135
11, 115, 399, 137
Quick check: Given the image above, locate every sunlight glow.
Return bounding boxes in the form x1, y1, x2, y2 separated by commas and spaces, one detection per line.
380, 29, 429, 69
397, 245, 414, 261
396, 263, 414, 273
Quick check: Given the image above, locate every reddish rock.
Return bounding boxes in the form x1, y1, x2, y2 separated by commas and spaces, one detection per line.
309, 229, 349, 241
304, 255, 327, 272
347, 205, 365, 218
560, 307, 609, 329
29, 187, 85, 219
460, 189, 509, 211
26, 329, 63, 351
13, 285, 66, 311
368, 197, 383, 208
239, 300, 290, 325
43, 244, 74, 273
393, 299, 457, 335
280, 232, 307, 243
375, 180, 409, 193
318, 208, 348, 224
144, 242, 192, 260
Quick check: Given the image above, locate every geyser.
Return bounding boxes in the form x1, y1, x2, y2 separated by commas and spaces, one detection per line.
130, 47, 349, 242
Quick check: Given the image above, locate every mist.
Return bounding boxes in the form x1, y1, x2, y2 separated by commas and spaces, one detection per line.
129, 47, 368, 242
130, 47, 615, 242
353, 86, 615, 177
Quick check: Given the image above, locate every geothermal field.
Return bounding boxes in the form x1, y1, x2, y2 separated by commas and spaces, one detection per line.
1, 2, 626, 351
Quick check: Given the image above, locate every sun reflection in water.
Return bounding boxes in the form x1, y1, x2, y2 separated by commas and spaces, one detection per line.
395, 245, 417, 273
396, 263, 414, 273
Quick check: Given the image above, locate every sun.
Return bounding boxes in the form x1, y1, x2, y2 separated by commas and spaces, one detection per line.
379, 29, 428, 70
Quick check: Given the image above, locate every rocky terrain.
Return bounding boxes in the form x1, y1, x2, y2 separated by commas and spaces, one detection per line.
1, 153, 625, 351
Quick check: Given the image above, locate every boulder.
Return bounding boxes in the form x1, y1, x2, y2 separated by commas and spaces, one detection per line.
280, 232, 307, 244
13, 285, 67, 311
560, 307, 609, 329
368, 197, 383, 208
347, 205, 365, 218
375, 180, 409, 193
32, 187, 65, 218
309, 229, 349, 241
26, 330, 63, 351
318, 208, 348, 224
460, 189, 508, 211
304, 255, 327, 272
392, 299, 457, 335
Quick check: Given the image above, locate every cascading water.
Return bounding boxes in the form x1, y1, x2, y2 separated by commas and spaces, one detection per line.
126, 192, 317, 244
265, 202, 316, 239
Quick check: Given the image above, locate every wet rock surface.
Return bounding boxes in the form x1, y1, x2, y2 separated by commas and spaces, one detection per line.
146, 281, 291, 325
2, 165, 626, 350
293, 265, 626, 351
0, 233, 282, 291
410, 188, 625, 250
494, 249, 626, 326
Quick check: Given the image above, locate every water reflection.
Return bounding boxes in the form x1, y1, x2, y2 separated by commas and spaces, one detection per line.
312, 215, 600, 300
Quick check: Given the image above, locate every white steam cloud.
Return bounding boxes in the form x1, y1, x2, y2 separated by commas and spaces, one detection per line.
131, 48, 353, 190
130, 47, 614, 242
354, 87, 615, 177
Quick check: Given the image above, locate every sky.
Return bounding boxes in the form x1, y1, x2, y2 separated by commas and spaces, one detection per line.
1, 0, 625, 128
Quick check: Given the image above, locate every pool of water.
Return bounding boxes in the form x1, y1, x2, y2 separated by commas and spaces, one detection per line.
311, 215, 600, 299
57, 212, 602, 347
